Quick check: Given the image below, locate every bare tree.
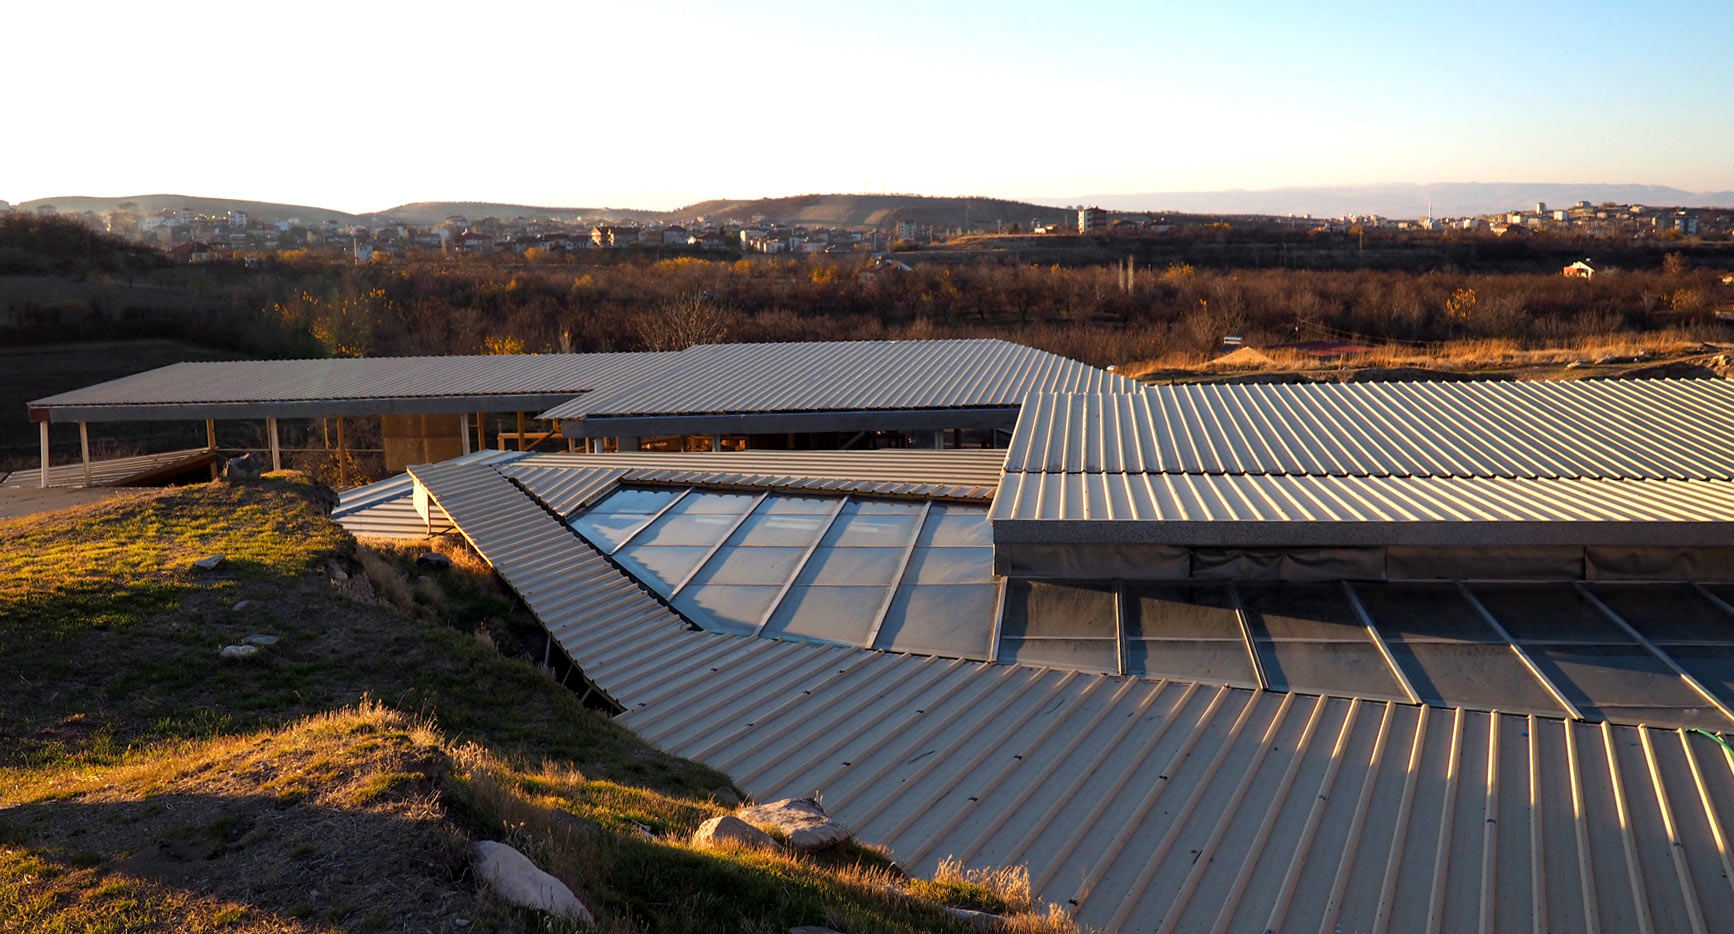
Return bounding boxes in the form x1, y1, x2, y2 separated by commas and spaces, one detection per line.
630, 293, 736, 351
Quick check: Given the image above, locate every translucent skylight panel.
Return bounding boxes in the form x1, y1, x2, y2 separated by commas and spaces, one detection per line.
570, 511, 658, 552
630, 513, 742, 547
874, 583, 999, 658
687, 546, 810, 586
1466, 585, 1630, 643
1580, 585, 1734, 644
761, 585, 885, 645
588, 486, 682, 514
827, 512, 922, 546
915, 505, 993, 547
668, 491, 761, 515
673, 584, 781, 635
613, 545, 712, 595
998, 580, 1119, 673
733, 512, 832, 547
758, 495, 839, 515
788, 546, 897, 587
902, 546, 995, 585
1123, 583, 1256, 686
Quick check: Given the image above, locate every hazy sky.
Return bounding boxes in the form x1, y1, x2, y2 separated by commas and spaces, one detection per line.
6, 0, 1731, 212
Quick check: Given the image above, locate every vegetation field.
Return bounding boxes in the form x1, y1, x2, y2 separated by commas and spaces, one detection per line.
0, 477, 1070, 933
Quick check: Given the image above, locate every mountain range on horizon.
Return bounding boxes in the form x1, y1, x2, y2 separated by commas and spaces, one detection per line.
11, 182, 1733, 230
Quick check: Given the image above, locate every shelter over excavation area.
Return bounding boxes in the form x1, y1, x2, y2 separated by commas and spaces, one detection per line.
26, 352, 678, 423
541, 338, 1144, 438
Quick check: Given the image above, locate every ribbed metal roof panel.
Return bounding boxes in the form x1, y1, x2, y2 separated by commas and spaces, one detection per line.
0, 447, 213, 489
420, 461, 1734, 932
31, 352, 679, 408
406, 460, 691, 708
992, 470, 1734, 525
1007, 381, 1734, 480
539, 339, 1143, 419
508, 450, 1008, 488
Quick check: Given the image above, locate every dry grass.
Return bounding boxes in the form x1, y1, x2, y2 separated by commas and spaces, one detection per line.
1119, 329, 1724, 381
1, 482, 1083, 933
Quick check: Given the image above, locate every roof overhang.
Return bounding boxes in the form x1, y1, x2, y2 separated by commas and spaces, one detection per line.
989, 517, 1734, 549
30, 392, 584, 424
559, 405, 1021, 439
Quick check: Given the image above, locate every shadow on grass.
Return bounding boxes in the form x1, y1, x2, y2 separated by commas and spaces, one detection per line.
0, 792, 489, 932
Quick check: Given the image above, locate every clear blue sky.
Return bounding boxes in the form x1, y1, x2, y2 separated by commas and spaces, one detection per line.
5, 0, 1730, 212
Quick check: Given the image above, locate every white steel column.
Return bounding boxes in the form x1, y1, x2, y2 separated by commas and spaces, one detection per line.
38, 421, 49, 489
78, 422, 92, 488
460, 413, 471, 455
267, 418, 282, 471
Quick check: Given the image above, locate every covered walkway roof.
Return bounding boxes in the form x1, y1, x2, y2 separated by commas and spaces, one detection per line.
542, 339, 1143, 437
27, 351, 679, 423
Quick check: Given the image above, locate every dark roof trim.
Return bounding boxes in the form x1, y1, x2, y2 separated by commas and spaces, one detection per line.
561, 406, 1020, 439
31, 392, 583, 424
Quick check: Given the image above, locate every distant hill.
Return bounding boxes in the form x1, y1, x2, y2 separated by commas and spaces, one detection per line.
1044, 183, 1734, 219
660, 194, 1071, 229
372, 201, 663, 223
15, 194, 358, 225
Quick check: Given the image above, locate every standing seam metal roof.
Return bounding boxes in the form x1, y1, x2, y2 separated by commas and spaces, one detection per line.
1005, 382, 1734, 480
29, 352, 679, 410
539, 339, 1143, 419
406, 460, 1734, 933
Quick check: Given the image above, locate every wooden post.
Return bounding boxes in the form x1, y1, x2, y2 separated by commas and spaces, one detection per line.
460, 413, 471, 455
517, 412, 527, 452
38, 420, 49, 489
267, 418, 281, 471
79, 422, 92, 488
206, 419, 219, 479
476, 412, 485, 452
336, 417, 348, 487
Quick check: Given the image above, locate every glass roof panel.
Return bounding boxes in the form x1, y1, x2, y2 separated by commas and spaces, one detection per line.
762, 585, 885, 645
1581, 585, 1734, 644
915, 506, 993, 547
733, 512, 833, 547
1124, 583, 1240, 641
1001, 580, 1117, 641
1467, 585, 1631, 643
903, 546, 995, 585
688, 546, 810, 586
587, 486, 682, 514
674, 584, 781, 635
999, 637, 1119, 673
1237, 583, 1369, 641
570, 511, 659, 552
614, 544, 712, 595
798, 546, 906, 586
826, 513, 921, 546
631, 512, 742, 547
1127, 640, 1255, 686
758, 495, 842, 515
875, 583, 999, 658
1351, 583, 1504, 644
667, 491, 761, 515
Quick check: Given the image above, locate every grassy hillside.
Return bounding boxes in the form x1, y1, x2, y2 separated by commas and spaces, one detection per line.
667, 194, 1071, 230
372, 202, 659, 224
0, 478, 1071, 933
17, 196, 358, 226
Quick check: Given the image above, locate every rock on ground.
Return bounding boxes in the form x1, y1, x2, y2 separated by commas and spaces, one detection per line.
470, 840, 592, 923
219, 644, 259, 660
692, 814, 776, 850
736, 798, 850, 850
222, 453, 263, 483
244, 633, 278, 646
193, 554, 226, 571
416, 552, 452, 570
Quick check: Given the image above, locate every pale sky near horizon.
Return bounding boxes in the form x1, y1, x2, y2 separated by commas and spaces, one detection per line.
5, 0, 1730, 213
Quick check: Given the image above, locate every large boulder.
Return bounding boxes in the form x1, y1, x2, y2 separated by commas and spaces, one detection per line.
735, 798, 850, 850
692, 814, 776, 850
470, 840, 592, 923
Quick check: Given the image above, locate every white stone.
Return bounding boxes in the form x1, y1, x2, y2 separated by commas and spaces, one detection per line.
244, 634, 278, 646
692, 814, 776, 850
736, 798, 850, 850
232, 600, 253, 611
193, 554, 226, 571
219, 644, 259, 660
470, 840, 592, 923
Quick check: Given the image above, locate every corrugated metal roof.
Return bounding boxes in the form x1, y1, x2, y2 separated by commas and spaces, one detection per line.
405, 459, 691, 710
334, 450, 525, 538
992, 471, 1734, 544
0, 447, 215, 489
540, 339, 1142, 420
1006, 381, 1734, 480
30, 352, 679, 421
406, 462, 1734, 933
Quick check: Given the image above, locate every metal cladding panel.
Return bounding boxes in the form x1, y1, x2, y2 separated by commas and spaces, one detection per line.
539, 339, 1143, 419
512, 450, 1007, 490
498, 464, 631, 518
621, 660, 1734, 934
333, 451, 525, 537
30, 351, 679, 411
417, 460, 1734, 932
406, 460, 690, 708
0, 447, 212, 488
992, 470, 1734, 529
1006, 381, 1734, 481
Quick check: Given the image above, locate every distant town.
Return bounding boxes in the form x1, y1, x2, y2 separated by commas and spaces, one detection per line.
2, 195, 1728, 266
